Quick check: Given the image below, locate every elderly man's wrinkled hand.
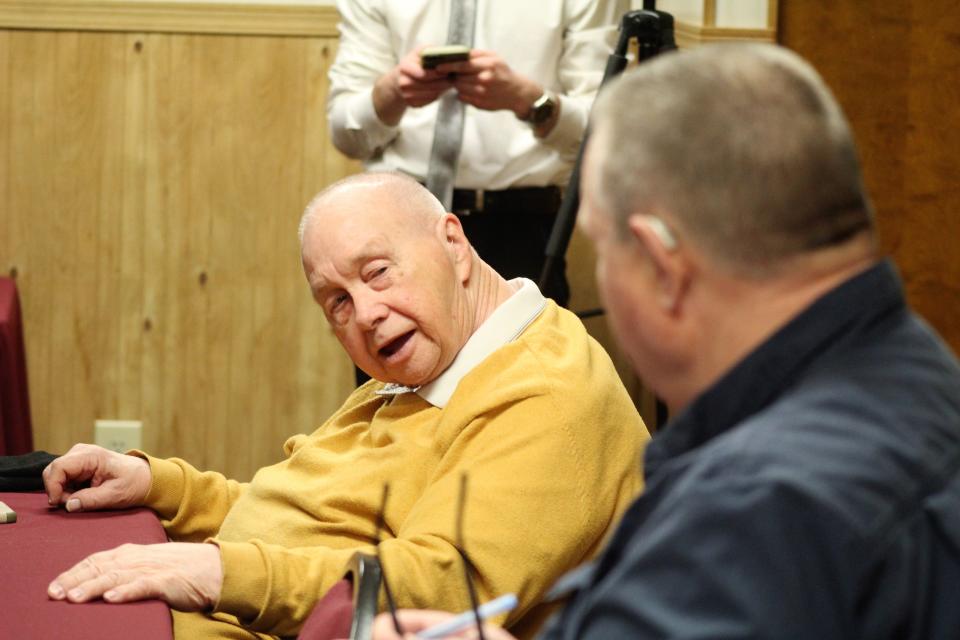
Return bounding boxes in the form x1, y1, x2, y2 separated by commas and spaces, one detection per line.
47, 542, 223, 611
43, 443, 152, 512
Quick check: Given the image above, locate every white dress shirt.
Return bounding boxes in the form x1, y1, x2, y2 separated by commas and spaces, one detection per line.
327, 0, 628, 190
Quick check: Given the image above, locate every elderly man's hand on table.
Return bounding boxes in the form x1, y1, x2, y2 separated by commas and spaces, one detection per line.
368, 610, 518, 640
47, 541, 223, 611
43, 443, 152, 512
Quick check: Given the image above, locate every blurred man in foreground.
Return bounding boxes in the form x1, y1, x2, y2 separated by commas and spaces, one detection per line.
42, 173, 647, 638
371, 43, 960, 639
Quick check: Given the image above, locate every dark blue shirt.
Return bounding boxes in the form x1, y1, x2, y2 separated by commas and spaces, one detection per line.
541, 260, 960, 639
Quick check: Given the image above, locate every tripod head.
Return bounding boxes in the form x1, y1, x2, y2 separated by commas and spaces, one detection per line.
626, 6, 677, 60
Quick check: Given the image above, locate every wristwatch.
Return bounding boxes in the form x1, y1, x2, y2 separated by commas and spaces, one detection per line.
525, 91, 559, 127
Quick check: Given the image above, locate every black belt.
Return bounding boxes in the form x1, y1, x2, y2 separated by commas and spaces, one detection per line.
450, 186, 562, 215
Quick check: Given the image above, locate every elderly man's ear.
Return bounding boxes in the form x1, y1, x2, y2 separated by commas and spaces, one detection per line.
627, 213, 690, 315
440, 213, 474, 283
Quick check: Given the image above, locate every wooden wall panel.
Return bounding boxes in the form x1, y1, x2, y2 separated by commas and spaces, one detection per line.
779, 0, 960, 354
1, 27, 359, 480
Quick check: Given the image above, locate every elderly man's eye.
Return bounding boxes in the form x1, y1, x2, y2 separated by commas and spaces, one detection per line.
330, 293, 349, 311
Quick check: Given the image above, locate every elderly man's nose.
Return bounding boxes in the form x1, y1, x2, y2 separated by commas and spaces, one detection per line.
354, 292, 387, 328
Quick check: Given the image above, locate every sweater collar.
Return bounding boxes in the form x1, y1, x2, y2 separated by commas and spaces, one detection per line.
376, 278, 547, 408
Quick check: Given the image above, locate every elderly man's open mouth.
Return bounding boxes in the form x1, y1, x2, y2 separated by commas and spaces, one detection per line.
378, 330, 415, 359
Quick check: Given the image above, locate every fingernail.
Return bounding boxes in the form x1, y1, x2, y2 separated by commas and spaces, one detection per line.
66, 498, 81, 512
48, 583, 64, 599
69, 588, 84, 600
104, 590, 117, 602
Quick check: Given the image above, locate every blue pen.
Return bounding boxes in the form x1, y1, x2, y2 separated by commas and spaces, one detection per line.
416, 593, 519, 639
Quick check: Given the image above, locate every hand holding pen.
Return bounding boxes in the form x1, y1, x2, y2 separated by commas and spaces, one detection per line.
416, 593, 518, 639
367, 593, 520, 640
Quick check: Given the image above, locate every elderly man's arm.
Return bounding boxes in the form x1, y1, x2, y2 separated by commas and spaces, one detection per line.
44, 455, 249, 608
131, 453, 249, 542
43, 443, 248, 542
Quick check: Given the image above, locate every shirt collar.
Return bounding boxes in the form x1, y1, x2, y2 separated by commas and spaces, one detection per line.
645, 259, 906, 478
376, 278, 547, 408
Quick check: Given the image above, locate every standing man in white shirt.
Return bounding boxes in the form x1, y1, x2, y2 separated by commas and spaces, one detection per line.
327, 0, 629, 309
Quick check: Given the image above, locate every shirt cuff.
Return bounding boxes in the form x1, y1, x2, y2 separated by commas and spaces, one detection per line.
541, 95, 589, 157
344, 87, 397, 137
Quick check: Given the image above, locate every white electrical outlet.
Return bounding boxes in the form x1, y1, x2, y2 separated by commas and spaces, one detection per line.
94, 419, 143, 453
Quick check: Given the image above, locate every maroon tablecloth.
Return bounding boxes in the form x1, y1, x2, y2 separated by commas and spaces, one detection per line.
0, 492, 173, 638
0, 277, 33, 455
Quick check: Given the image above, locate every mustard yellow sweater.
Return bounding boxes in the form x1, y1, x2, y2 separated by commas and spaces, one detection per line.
141, 302, 648, 638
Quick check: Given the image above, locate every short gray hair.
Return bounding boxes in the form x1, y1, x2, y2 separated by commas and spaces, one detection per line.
590, 43, 874, 276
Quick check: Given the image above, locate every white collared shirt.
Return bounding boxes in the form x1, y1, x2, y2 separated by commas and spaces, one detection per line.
327, 0, 628, 190
377, 278, 546, 408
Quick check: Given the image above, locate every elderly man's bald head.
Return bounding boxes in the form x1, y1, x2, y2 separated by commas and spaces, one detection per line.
299, 172, 446, 247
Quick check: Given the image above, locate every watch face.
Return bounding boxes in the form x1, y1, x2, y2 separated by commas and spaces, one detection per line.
530, 94, 556, 125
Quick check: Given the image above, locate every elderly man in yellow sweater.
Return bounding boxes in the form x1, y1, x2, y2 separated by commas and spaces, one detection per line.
42, 172, 648, 639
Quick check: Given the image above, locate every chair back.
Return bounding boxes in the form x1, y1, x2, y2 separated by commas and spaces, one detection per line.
0, 278, 33, 455
297, 553, 382, 640
297, 578, 354, 640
